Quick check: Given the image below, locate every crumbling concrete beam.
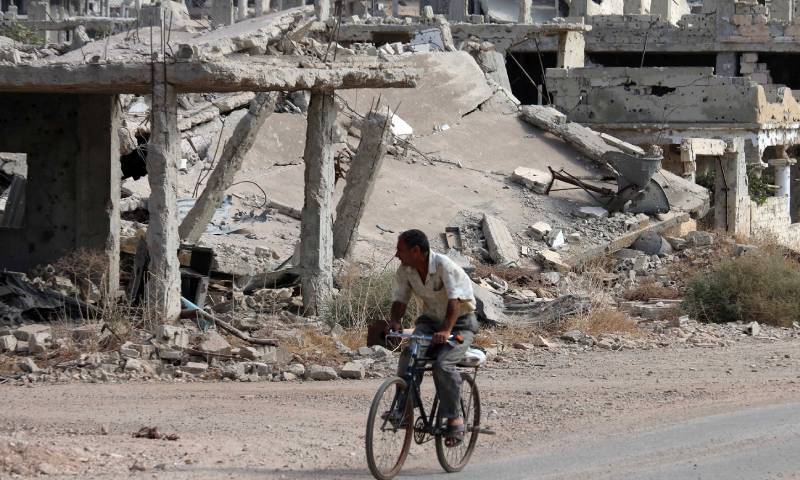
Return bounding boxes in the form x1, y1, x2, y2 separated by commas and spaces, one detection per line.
145, 65, 182, 322
179, 92, 278, 244
0, 62, 418, 94
300, 91, 337, 315
332, 111, 391, 259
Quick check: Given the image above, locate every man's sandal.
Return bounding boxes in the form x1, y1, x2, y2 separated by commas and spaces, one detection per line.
444, 423, 465, 447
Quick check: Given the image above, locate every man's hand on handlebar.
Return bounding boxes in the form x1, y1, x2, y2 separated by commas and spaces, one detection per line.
432, 329, 451, 345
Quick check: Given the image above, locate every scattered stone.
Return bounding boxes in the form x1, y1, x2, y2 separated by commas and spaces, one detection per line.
308, 364, 338, 381
566, 232, 581, 244
182, 362, 209, 375
473, 282, 507, 325
340, 361, 366, 379
371, 345, 394, 359
540, 271, 561, 286
119, 341, 140, 359
560, 330, 594, 346
575, 206, 608, 219
615, 248, 646, 259
669, 315, 689, 328
124, 358, 144, 372
155, 325, 190, 349
537, 249, 570, 272
13, 324, 50, 342
239, 346, 263, 360
159, 348, 184, 361
685, 231, 714, 246
527, 222, 552, 240
482, 214, 520, 265
0, 334, 18, 352
356, 346, 373, 357
631, 231, 672, 255
531, 335, 551, 348
222, 363, 246, 380
665, 236, 687, 251
546, 228, 565, 248
28, 332, 50, 354
511, 167, 551, 194
199, 330, 231, 354
734, 244, 759, 256
286, 363, 306, 377
18, 357, 40, 373
512, 342, 533, 350
745, 321, 760, 336
70, 325, 100, 342
282, 372, 297, 381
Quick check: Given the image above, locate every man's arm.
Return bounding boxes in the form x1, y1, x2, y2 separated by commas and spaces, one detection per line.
389, 301, 407, 331
432, 298, 461, 344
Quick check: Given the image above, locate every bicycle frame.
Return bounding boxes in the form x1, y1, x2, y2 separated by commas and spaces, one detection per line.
384, 332, 478, 440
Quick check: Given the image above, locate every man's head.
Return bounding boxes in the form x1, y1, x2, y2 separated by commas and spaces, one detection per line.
396, 229, 430, 267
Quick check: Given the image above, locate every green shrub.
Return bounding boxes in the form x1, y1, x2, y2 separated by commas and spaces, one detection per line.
684, 254, 800, 327
0, 23, 42, 45
323, 270, 418, 331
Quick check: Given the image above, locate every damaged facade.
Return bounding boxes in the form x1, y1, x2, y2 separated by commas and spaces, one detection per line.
0, 0, 796, 382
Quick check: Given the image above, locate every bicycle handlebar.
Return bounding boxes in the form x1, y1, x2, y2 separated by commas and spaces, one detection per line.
386, 331, 463, 344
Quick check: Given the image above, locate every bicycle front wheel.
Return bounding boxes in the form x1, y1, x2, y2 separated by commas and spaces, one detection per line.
366, 376, 413, 480
435, 372, 481, 473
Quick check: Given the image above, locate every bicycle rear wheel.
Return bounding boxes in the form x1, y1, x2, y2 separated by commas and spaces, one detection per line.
366, 376, 414, 480
435, 372, 480, 473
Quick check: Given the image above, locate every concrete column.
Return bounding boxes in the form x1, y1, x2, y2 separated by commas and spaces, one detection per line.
145, 65, 182, 322
254, 0, 265, 16
767, 145, 796, 212
300, 91, 336, 315
333, 112, 391, 259
447, 0, 467, 22
212, 0, 235, 26
7, 3, 17, 19
315, 0, 330, 21
27, 1, 49, 43
238, 0, 248, 20
392, 0, 399, 16
557, 31, 585, 68
518, 0, 531, 23
76, 95, 121, 298
714, 138, 750, 236
715, 52, 737, 77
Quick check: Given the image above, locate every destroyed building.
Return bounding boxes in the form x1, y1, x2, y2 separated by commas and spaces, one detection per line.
0, 0, 797, 379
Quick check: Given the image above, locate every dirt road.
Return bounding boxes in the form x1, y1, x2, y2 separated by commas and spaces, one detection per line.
2, 337, 799, 479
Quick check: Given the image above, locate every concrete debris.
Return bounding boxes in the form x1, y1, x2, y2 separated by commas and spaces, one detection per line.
528, 222, 552, 241
199, 330, 232, 354
482, 214, 520, 265
631, 231, 672, 256
685, 231, 715, 247
560, 330, 595, 346
546, 229, 565, 249
340, 361, 366, 379
575, 206, 609, 219
182, 362, 209, 375
537, 250, 570, 272
473, 282, 508, 325
745, 322, 760, 336
511, 167, 551, 194
308, 364, 338, 381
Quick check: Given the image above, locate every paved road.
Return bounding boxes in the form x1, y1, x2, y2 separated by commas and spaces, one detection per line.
396, 402, 800, 480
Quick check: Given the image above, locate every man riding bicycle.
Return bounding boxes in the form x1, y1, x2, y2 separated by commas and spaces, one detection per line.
388, 229, 479, 447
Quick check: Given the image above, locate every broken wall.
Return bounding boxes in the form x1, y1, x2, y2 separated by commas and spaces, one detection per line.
0, 93, 120, 290
750, 195, 800, 249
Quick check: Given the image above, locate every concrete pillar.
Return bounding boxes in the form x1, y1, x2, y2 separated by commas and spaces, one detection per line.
6, 3, 17, 19
76, 95, 121, 298
27, 1, 49, 43
392, 0, 399, 16
300, 91, 336, 315
212, 0, 235, 26
623, 0, 649, 14
518, 0, 531, 23
767, 145, 796, 212
679, 140, 696, 182
254, 0, 265, 16
714, 138, 750, 236
238, 0, 248, 20
715, 52, 737, 77
333, 112, 391, 259
145, 65, 182, 322
557, 31, 585, 68
315, 0, 330, 21
448, 0, 467, 22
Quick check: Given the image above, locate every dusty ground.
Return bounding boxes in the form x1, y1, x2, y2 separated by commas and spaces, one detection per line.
2, 335, 799, 479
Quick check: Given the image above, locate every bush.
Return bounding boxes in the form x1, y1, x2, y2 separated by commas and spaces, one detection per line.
684, 254, 800, 327
323, 269, 418, 332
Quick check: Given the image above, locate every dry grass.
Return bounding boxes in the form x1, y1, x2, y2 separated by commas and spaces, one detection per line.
623, 282, 682, 301
567, 308, 640, 337
282, 327, 347, 366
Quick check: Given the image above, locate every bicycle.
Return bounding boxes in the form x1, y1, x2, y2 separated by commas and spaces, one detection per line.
365, 331, 487, 480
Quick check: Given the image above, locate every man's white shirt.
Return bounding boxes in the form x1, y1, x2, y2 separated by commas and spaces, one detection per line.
392, 250, 476, 323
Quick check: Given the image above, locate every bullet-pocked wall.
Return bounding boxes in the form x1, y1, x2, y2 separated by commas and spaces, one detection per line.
0, 93, 120, 293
